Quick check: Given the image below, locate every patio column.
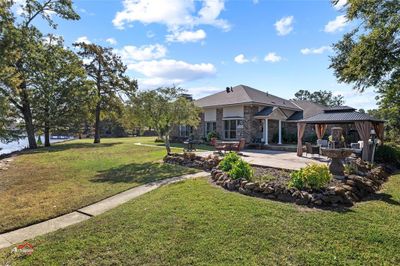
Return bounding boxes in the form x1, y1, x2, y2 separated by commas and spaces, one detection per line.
264, 119, 269, 145
278, 120, 282, 145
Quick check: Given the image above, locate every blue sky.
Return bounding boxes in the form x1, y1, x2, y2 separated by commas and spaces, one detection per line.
16, 0, 377, 109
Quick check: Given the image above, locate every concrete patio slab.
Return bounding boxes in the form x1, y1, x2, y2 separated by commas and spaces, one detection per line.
79, 171, 208, 216
0, 171, 208, 250
196, 150, 329, 170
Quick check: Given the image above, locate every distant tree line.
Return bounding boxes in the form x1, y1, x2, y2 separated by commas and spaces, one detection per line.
293, 90, 345, 107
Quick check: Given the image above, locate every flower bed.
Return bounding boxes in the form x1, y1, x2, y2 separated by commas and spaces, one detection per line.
165, 152, 391, 208
211, 158, 390, 207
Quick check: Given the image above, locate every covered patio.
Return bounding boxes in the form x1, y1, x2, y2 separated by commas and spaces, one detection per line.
196, 149, 328, 170
254, 106, 296, 145
296, 111, 385, 161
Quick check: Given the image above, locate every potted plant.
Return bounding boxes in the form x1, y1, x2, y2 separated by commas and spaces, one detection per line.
207, 131, 219, 146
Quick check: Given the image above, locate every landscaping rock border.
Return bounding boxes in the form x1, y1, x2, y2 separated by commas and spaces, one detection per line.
211, 158, 390, 207
164, 153, 221, 171
165, 154, 391, 208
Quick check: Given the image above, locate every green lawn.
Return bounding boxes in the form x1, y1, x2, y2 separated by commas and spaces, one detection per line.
0, 137, 197, 233
138, 137, 215, 151
1, 174, 399, 265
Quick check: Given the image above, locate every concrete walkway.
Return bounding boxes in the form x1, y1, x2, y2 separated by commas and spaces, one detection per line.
0, 171, 208, 249
196, 150, 329, 170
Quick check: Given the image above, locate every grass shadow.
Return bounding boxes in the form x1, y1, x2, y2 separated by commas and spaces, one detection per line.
148, 142, 215, 151
362, 192, 400, 206
20, 142, 124, 155
91, 162, 195, 184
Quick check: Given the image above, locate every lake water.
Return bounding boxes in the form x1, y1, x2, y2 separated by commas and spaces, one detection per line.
0, 137, 71, 156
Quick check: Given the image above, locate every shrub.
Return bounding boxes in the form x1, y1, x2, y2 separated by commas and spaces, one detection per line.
289, 164, 332, 189
207, 131, 219, 142
218, 152, 240, 171
229, 160, 253, 180
375, 144, 400, 168
344, 163, 357, 175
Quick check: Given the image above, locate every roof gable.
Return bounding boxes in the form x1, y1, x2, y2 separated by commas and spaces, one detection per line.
194, 85, 301, 110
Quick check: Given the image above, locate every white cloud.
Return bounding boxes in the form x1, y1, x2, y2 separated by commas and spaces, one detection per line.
113, 0, 191, 29
112, 0, 230, 38
234, 54, 257, 64
187, 86, 221, 99
166, 29, 206, 43
324, 15, 348, 33
264, 52, 282, 63
75, 36, 91, 44
197, 0, 230, 31
274, 16, 294, 36
106, 38, 117, 45
128, 59, 216, 85
234, 54, 249, 64
300, 46, 332, 55
116, 44, 167, 62
333, 0, 347, 10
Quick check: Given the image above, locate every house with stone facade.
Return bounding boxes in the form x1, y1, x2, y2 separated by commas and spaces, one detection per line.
172, 84, 379, 147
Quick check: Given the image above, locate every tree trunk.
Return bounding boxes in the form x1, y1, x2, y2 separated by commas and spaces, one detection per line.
44, 124, 50, 147
21, 105, 37, 149
94, 102, 101, 144
44, 107, 50, 147
165, 135, 171, 155
20, 83, 37, 149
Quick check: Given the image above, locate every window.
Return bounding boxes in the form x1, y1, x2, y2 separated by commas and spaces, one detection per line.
205, 122, 217, 136
179, 125, 193, 137
224, 120, 243, 140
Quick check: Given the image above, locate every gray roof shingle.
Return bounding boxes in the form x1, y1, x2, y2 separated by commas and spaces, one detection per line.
290, 100, 326, 119
194, 85, 301, 110
254, 106, 273, 116
324, 106, 356, 112
300, 112, 384, 123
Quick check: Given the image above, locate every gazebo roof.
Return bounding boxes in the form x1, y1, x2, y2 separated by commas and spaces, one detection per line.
299, 111, 384, 124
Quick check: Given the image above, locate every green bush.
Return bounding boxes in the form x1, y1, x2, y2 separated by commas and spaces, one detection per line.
218, 152, 240, 171
289, 164, 332, 189
229, 159, 253, 180
207, 131, 219, 142
375, 144, 400, 168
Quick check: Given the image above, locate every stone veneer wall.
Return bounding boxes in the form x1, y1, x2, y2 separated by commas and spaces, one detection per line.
243, 106, 261, 143
216, 108, 224, 139
193, 112, 205, 138
170, 107, 360, 144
